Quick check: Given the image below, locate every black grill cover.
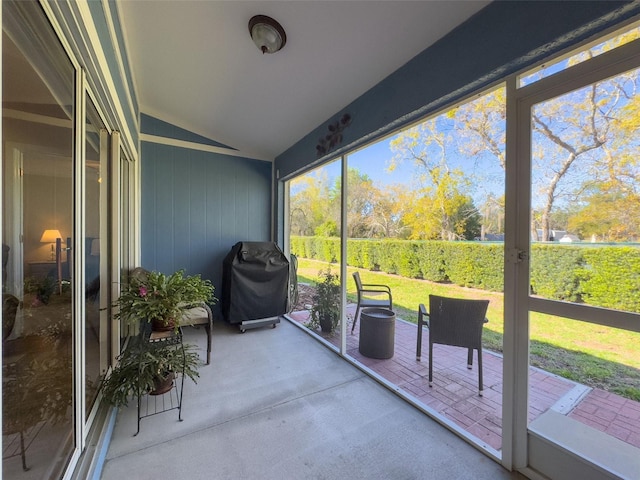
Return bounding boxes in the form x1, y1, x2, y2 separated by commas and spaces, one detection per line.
222, 242, 289, 324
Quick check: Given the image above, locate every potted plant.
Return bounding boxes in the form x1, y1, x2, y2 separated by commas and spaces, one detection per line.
100, 338, 201, 407
116, 269, 215, 331
308, 268, 341, 333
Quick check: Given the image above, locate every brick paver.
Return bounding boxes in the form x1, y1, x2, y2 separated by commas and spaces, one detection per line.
569, 389, 640, 448
288, 306, 640, 452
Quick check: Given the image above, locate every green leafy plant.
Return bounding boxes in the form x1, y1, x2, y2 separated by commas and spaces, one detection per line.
308, 268, 341, 333
24, 275, 57, 305
115, 269, 215, 330
3, 318, 73, 473
100, 339, 201, 407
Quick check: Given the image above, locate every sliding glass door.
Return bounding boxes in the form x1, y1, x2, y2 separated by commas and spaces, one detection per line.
2, 2, 127, 477
2, 2, 76, 476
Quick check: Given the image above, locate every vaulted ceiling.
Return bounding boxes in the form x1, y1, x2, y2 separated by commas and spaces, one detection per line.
117, 1, 490, 161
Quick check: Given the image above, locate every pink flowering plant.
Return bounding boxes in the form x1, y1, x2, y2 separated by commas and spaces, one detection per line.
115, 269, 215, 329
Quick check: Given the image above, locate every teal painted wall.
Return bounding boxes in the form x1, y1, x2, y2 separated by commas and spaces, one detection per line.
140, 140, 271, 311
84, 0, 139, 149
141, 114, 233, 150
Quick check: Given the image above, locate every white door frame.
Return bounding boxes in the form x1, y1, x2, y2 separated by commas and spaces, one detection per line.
506, 37, 640, 478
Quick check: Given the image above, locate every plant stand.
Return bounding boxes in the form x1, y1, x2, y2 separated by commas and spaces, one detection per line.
135, 326, 186, 436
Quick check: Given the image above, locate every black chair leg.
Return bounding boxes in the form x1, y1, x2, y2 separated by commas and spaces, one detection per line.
351, 306, 361, 334
428, 341, 433, 387
20, 430, 28, 471
467, 347, 473, 369
478, 346, 483, 396
416, 316, 423, 361
205, 324, 212, 365
416, 304, 427, 360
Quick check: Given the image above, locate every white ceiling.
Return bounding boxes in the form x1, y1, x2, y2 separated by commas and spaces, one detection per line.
118, 1, 490, 161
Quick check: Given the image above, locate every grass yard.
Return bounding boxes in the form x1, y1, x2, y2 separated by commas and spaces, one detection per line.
295, 257, 640, 401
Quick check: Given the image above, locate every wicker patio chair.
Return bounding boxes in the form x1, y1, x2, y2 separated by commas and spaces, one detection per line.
351, 271, 393, 334
416, 295, 489, 396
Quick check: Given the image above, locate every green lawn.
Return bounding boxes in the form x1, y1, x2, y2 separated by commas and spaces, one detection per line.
295, 258, 640, 401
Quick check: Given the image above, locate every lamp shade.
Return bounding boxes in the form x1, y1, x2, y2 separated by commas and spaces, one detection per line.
249, 15, 286, 54
40, 229, 62, 243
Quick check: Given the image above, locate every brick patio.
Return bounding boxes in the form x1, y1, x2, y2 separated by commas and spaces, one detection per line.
287, 305, 640, 453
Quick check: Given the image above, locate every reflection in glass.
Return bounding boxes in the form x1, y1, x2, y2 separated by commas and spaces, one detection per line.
3, 1, 75, 476
119, 149, 133, 343
84, 97, 110, 419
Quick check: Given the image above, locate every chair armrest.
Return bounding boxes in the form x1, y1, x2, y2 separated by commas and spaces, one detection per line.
418, 303, 429, 328
361, 283, 391, 293
181, 301, 213, 327
360, 286, 392, 303
360, 287, 392, 307
360, 288, 391, 295
416, 303, 429, 361
202, 301, 213, 321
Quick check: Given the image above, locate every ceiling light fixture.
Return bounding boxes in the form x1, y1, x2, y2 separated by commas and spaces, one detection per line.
249, 15, 286, 54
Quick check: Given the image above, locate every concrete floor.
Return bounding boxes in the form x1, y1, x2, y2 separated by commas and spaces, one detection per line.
100, 319, 524, 480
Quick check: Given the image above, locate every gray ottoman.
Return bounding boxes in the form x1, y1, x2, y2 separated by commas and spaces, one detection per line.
359, 308, 395, 359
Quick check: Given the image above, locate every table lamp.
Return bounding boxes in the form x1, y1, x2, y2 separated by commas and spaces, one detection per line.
40, 229, 62, 261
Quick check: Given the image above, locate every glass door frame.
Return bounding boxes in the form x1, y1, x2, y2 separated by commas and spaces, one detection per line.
505, 37, 640, 475
82, 85, 116, 429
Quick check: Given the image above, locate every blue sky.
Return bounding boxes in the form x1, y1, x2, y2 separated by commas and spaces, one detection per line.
298, 139, 415, 190
348, 139, 413, 185
308, 128, 506, 207
291, 26, 640, 232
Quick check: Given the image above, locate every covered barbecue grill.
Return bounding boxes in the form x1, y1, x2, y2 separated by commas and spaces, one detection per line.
222, 241, 289, 332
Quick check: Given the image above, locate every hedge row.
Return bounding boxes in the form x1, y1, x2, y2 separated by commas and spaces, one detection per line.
290, 236, 640, 313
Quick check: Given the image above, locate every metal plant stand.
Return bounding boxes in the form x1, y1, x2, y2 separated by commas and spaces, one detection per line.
135, 325, 186, 436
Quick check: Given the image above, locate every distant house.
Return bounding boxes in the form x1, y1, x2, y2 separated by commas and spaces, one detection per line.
482, 233, 505, 241
559, 234, 581, 243
533, 228, 580, 242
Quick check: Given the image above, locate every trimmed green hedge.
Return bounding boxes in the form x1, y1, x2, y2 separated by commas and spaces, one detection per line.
416, 241, 447, 282
580, 247, 640, 312
529, 245, 584, 301
290, 236, 640, 313
445, 242, 504, 291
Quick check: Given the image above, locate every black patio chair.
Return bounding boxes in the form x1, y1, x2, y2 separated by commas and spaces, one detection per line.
351, 271, 392, 334
416, 295, 489, 396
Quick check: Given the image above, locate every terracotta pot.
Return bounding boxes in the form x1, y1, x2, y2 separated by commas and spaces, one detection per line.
151, 317, 176, 332
150, 372, 174, 395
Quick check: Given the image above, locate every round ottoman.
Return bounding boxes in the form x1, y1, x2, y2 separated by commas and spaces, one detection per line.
358, 308, 395, 359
